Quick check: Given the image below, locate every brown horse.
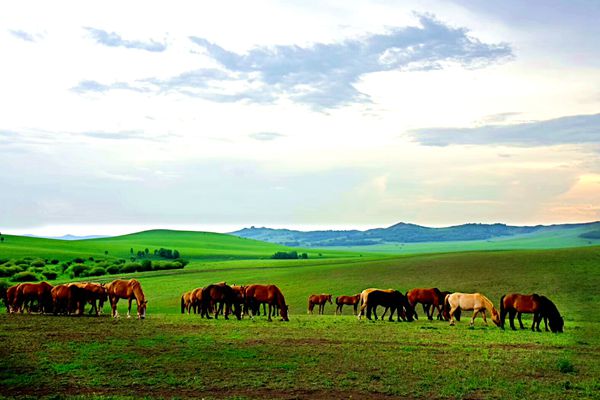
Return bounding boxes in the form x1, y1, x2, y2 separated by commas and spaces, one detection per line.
245, 284, 289, 321
190, 287, 204, 314
445, 292, 501, 327
69, 282, 107, 316
307, 294, 332, 315
335, 294, 361, 315
105, 279, 147, 319
14, 282, 54, 313
5, 284, 23, 313
180, 291, 194, 314
231, 285, 246, 317
200, 283, 241, 320
500, 293, 564, 333
357, 289, 414, 322
407, 288, 446, 321
51, 284, 74, 315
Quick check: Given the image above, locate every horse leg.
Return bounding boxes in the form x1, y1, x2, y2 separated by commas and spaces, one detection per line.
481, 310, 488, 325
268, 304, 273, 322
470, 309, 479, 326
112, 298, 119, 318
127, 298, 133, 318
449, 306, 458, 325
543, 315, 549, 332
509, 310, 517, 330
517, 312, 525, 329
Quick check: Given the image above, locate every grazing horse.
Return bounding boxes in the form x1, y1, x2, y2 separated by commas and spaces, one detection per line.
307, 294, 332, 315
180, 291, 194, 314
51, 284, 74, 315
200, 283, 241, 320
69, 282, 107, 316
244, 284, 289, 321
190, 287, 204, 314
357, 289, 414, 322
445, 292, 500, 327
500, 293, 544, 331
335, 294, 361, 315
540, 296, 564, 333
5, 284, 22, 313
14, 282, 54, 314
407, 288, 445, 320
105, 279, 147, 319
231, 285, 246, 317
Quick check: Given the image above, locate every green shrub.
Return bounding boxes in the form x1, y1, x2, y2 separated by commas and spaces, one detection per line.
14, 259, 30, 266
72, 257, 85, 264
106, 265, 120, 275
11, 271, 39, 282
174, 258, 189, 267
120, 262, 141, 273
558, 359, 575, 373
50, 259, 60, 265
0, 258, 9, 265
30, 259, 46, 268
42, 271, 58, 280
29, 267, 44, 273
86, 267, 106, 277
71, 264, 89, 277
140, 260, 152, 271
95, 261, 109, 269
271, 251, 298, 260
0, 266, 23, 277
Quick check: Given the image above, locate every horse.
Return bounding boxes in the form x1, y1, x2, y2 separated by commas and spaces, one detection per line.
335, 294, 361, 315
429, 290, 454, 321
445, 292, 500, 327
51, 284, 75, 315
180, 291, 194, 314
190, 287, 204, 314
14, 282, 54, 314
407, 288, 446, 320
231, 285, 246, 317
539, 296, 564, 333
105, 279, 147, 319
307, 294, 332, 315
244, 284, 289, 321
357, 289, 414, 322
200, 283, 241, 320
69, 282, 107, 316
5, 284, 22, 313
500, 293, 543, 331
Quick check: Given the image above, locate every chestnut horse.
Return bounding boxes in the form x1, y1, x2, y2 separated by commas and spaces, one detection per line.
500, 293, 563, 333
307, 294, 332, 315
407, 288, 445, 320
5, 284, 22, 313
51, 284, 74, 315
14, 282, 54, 314
105, 279, 147, 319
445, 292, 501, 327
190, 287, 204, 314
357, 289, 414, 322
69, 282, 107, 316
200, 283, 241, 320
335, 294, 361, 315
180, 291, 193, 314
245, 284, 289, 321
231, 285, 246, 317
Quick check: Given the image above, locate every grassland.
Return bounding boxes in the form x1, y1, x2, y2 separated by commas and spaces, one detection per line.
1, 233, 599, 399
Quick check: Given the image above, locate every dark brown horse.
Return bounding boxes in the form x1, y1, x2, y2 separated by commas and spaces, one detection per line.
357, 289, 414, 322
245, 284, 289, 321
407, 288, 446, 320
105, 279, 147, 319
200, 283, 241, 320
335, 294, 361, 315
14, 282, 54, 313
307, 294, 332, 315
500, 293, 564, 332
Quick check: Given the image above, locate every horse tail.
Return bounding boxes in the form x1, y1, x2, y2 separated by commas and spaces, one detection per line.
181, 295, 185, 314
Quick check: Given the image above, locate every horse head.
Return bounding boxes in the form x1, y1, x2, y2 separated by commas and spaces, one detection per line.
549, 315, 564, 333
491, 307, 502, 327
280, 304, 290, 321
137, 300, 148, 319
327, 294, 333, 304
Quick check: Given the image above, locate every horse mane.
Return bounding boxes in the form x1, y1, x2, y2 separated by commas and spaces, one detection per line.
480, 294, 497, 314
540, 296, 560, 318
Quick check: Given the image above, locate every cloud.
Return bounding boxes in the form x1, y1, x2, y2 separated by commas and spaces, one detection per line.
71, 80, 150, 94
75, 14, 512, 109
409, 113, 600, 147
85, 27, 166, 52
9, 30, 37, 42
249, 132, 285, 141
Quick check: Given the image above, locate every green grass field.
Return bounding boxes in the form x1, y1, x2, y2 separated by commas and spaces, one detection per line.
1, 232, 599, 399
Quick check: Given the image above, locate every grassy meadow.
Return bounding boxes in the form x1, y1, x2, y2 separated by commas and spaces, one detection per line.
1, 232, 599, 399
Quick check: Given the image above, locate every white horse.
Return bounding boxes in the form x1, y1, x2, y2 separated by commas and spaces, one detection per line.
445, 292, 501, 327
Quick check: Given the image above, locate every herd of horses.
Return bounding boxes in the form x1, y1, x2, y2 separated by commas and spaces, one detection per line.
1, 280, 564, 332
2, 279, 147, 319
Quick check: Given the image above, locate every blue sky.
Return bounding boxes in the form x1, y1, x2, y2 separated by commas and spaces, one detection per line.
1, 1, 599, 235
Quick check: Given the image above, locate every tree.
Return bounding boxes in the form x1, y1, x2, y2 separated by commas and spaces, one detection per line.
173, 250, 180, 259
0, 237, 4, 243
130, 248, 134, 255
145, 248, 149, 256
104, 250, 109, 256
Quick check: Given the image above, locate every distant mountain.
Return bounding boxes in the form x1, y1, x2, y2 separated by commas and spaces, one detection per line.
230, 221, 600, 247
23, 234, 110, 241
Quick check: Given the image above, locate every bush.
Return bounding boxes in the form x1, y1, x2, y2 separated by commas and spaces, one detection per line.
0, 258, 10, 265
120, 262, 141, 273
30, 259, 46, 268
50, 259, 60, 265
71, 264, 89, 277
271, 251, 298, 260
11, 271, 39, 282
95, 261, 109, 269
174, 258, 189, 267
29, 267, 44, 273
72, 257, 85, 264
14, 259, 30, 266
60, 263, 70, 272
558, 359, 576, 374
0, 266, 23, 277
42, 271, 58, 280
140, 259, 152, 271
106, 265, 120, 275
86, 267, 106, 277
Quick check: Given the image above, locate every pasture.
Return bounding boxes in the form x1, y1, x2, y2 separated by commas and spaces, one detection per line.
1, 236, 600, 399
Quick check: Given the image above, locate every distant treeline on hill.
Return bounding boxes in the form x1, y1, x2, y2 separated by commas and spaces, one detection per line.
232, 221, 600, 247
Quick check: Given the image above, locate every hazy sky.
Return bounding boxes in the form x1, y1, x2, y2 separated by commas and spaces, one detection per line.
1, 0, 599, 235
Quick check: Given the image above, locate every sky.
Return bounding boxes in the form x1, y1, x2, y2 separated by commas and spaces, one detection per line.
1, 0, 599, 236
